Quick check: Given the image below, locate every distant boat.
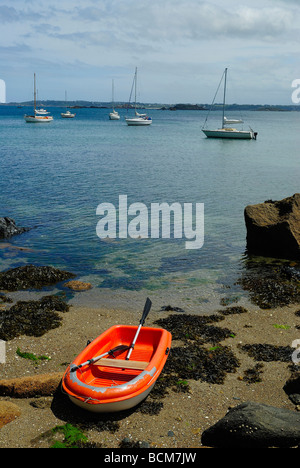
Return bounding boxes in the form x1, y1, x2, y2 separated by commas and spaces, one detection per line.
35, 90, 51, 115
202, 68, 257, 140
35, 108, 50, 115
61, 91, 76, 118
125, 68, 152, 126
223, 116, 243, 124
24, 74, 53, 123
61, 110, 76, 118
109, 80, 120, 120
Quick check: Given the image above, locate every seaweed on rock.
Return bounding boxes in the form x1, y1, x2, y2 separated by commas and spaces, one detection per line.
0, 265, 76, 291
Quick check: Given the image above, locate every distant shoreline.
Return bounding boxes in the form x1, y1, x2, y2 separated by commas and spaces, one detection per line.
1, 102, 299, 112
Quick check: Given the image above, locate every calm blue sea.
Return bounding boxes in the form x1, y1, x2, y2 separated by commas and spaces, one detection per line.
0, 105, 299, 311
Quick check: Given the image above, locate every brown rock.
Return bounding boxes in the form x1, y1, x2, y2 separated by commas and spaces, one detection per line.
0, 401, 21, 428
65, 280, 92, 291
0, 373, 63, 398
244, 193, 300, 260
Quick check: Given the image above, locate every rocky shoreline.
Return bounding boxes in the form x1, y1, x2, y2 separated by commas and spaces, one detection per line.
0, 263, 300, 448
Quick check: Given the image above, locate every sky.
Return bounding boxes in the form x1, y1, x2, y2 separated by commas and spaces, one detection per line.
1, 0, 300, 105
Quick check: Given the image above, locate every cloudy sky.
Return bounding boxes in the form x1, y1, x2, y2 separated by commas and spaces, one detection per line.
1, 0, 300, 104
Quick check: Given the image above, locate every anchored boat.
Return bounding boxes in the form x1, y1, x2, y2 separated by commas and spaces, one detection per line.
202, 68, 257, 140
62, 299, 172, 412
61, 91, 76, 118
24, 74, 53, 123
125, 68, 152, 126
109, 79, 120, 120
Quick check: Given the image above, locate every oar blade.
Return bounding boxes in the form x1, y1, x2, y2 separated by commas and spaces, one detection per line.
140, 297, 152, 325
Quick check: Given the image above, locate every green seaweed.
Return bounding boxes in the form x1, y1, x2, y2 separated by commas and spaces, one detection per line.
16, 347, 51, 363
51, 424, 88, 448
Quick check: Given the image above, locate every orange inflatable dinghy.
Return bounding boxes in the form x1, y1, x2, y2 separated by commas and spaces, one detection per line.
62, 299, 172, 413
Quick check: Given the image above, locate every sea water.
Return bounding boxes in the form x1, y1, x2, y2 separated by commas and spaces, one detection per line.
0, 106, 299, 312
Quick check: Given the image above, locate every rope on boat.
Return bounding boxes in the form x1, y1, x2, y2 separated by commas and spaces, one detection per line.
202, 69, 226, 130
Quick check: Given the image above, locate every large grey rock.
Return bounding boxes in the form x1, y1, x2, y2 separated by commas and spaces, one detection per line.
244, 193, 300, 260
201, 401, 300, 448
0, 217, 29, 239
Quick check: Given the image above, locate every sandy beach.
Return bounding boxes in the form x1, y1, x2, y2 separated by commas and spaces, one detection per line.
0, 293, 299, 449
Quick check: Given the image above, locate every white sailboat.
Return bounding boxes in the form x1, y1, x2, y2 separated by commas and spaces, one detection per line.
35, 90, 50, 115
125, 68, 152, 126
24, 74, 53, 123
109, 79, 120, 120
223, 116, 243, 124
202, 68, 257, 140
61, 91, 76, 118
35, 107, 50, 115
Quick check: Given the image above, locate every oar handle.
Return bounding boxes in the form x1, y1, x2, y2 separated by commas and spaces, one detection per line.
70, 344, 130, 372
126, 298, 152, 360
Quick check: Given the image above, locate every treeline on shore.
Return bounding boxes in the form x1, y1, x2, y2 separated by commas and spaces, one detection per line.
2, 101, 300, 112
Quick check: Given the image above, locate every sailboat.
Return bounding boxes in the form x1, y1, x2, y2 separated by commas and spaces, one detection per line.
35, 107, 50, 116
125, 68, 152, 126
35, 90, 50, 115
24, 74, 53, 123
61, 91, 76, 118
202, 68, 257, 140
109, 79, 120, 120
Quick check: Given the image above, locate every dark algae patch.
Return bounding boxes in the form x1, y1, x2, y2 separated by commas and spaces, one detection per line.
237, 262, 300, 309
162, 343, 240, 386
0, 264, 76, 291
155, 313, 232, 344
217, 306, 248, 316
0, 295, 70, 340
239, 343, 294, 362
242, 363, 264, 383
153, 314, 240, 391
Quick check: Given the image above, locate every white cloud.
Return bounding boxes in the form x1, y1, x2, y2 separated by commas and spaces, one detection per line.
1, 0, 300, 104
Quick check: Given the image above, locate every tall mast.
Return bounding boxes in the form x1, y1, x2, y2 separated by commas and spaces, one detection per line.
134, 67, 137, 115
222, 68, 227, 128
34, 73, 37, 114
